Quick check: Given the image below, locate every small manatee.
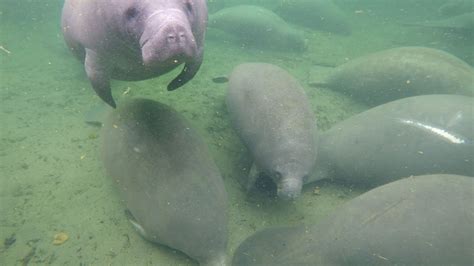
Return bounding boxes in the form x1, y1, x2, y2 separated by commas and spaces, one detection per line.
208, 5, 307, 52
439, 0, 474, 16
405, 12, 474, 34
275, 0, 351, 35
226, 63, 317, 200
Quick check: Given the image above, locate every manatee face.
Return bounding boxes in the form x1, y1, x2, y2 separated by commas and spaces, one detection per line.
121, 1, 199, 67
272, 163, 308, 200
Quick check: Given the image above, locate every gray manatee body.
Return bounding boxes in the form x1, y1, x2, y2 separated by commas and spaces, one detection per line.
226, 63, 317, 200
321, 47, 474, 106
208, 5, 307, 52
275, 0, 351, 35
232, 174, 474, 265
439, 0, 474, 16
310, 95, 474, 187
61, 0, 207, 108
406, 12, 474, 33
101, 99, 228, 265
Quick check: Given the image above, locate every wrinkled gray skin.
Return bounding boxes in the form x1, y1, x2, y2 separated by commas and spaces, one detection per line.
226, 63, 317, 200
208, 5, 307, 52
309, 95, 474, 187
275, 0, 351, 35
101, 99, 228, 266
322, 46, 474, 106
233, 174, 474, 266
62, 0, 207, 108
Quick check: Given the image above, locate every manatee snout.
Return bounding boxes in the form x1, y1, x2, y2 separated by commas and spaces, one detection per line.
141, 10, 197, 66
277, 177, 303, 200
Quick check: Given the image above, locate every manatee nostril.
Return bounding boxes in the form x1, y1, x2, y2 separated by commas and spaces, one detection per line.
167, 34, 176, 42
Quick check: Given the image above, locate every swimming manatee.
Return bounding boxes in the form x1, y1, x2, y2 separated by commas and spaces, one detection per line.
275, 0, 351, 35
439, 0, 474, 16
61, 0, 208, 108
315, 46, 474, 106
405, 12, 474, 34
101, 99, 228, 265
208, 5, 307, 52
309, 95, 474, 187
233, 174, 474, 265
226, 63, 317, 200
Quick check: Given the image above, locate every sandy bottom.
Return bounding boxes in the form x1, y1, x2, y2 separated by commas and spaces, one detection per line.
0, 2, 472, 265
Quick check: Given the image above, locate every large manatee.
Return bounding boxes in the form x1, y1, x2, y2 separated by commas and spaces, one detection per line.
101, 99, 228, 265
226, 63, 317, 200
309, 95, 474, 187
314, 47, 474, 106
61, 0, 207, 108
233, 174, 474, 265
208, 5, 307, 52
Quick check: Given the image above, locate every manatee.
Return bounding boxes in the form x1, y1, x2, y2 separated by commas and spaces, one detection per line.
101, 99, 228, 265
405, 12, 474, 33
226, 63, 317, 200
208, 5, 307, 52
314, 46, 474, 106
232, 174, 474, 266
61, 0, 208, 108
439, 0, 474, 16
275, 0, 351, 35
308, 95, 474, 187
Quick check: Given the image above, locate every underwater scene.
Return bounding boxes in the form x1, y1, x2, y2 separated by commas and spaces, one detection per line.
1, 0, 473, 265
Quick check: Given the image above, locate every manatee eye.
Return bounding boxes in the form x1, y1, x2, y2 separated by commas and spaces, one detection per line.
125, 7, 139, 20
184, 0, 193, 13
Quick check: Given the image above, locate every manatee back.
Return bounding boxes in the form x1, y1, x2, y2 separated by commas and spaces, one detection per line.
275, 0, 351, 35
209, 5, 289, 35
318, 94, 474, 186
325, 47, 474, 106
226, 63, 317, 173
318, 174, 474, 265
209, 5, 306, 51
101, 99, 228, 265
233, 174, 474, 265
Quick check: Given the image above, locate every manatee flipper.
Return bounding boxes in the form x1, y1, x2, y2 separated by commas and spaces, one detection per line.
84, 49, 116, 108
124, 209, 148, 239
167, 48, 203, 91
